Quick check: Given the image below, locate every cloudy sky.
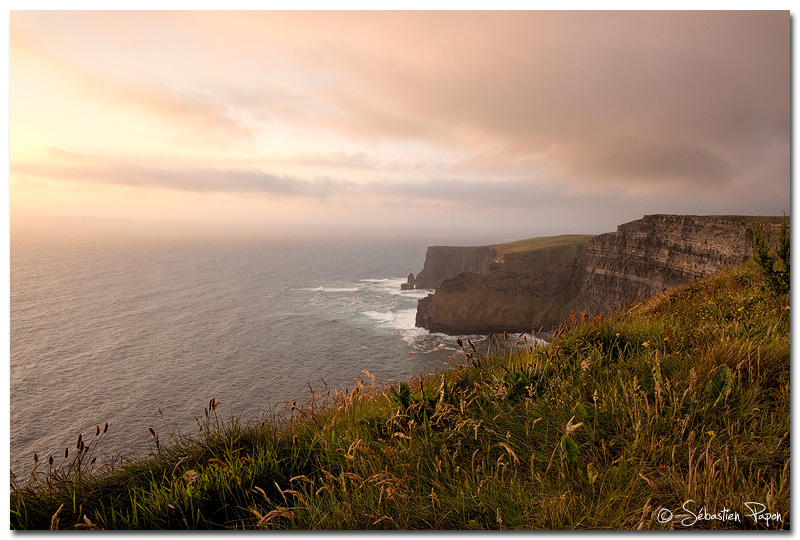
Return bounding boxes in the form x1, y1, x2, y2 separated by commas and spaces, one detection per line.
9, 10, 790, 240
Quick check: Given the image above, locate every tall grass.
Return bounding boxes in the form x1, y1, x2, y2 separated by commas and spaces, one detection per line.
10, 260, 789, 529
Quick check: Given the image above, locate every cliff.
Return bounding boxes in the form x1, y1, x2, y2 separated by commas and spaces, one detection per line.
574, 214, 780, 315
402, 245, 501, 290
412, 215, 784, 335
415, 239, 590, 334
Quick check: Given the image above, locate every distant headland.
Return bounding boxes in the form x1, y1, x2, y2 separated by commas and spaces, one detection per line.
404, 214, 786, 336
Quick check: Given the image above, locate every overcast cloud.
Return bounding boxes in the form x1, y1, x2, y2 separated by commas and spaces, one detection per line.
9, 10, 790, 239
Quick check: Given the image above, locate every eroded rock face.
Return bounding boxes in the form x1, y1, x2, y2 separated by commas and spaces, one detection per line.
404, 245, 502, 290
415, 243, 587, 334
574, 215, 776, 316
413, 215, 783, 335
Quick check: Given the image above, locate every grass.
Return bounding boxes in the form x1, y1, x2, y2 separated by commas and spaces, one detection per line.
497, 234, 595, 255
10, 259, 790, 530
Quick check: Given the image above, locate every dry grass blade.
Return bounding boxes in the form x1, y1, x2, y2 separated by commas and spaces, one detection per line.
50, 503, 64, 530
497, 442, 520, 466
282, 489, 309, 507
372, 515, 398, 527
564, 415, 584, 435
257, 508, 297, 526
289, 475, 314, 485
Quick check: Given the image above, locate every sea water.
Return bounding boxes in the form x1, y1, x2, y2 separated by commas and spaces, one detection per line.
10, 223, 487, 477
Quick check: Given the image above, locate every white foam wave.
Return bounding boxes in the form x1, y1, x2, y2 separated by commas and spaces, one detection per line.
321, 287, 359, 293
396, 289, 433, 299
398, 326, 430, 346
363, 310, 395, 323
386, 308, 417, 330
292, 286, 359, 293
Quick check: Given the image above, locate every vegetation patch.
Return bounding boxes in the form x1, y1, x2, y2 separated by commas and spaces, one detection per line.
498, 234, 595, 255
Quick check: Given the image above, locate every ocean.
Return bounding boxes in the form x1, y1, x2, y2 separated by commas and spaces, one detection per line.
10, 223, 493, 477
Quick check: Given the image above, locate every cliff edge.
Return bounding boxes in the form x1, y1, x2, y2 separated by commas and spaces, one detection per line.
402, 245, 502, 290
412, 215, 783, 335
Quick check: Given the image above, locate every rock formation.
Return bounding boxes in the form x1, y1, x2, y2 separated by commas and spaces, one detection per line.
574, 215, 779, 315
401, 245, 501, 290
411, 215, 784, 335
415, 240, 589, 334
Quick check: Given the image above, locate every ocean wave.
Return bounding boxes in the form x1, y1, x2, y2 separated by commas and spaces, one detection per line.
363, 310, 395, 323
395, 289, 432, 299
293, 286, 360, 293
385, 308, 417, 330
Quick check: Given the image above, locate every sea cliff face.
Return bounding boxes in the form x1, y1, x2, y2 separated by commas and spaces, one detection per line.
402, 245, 502, 290
413, 215, 782, 335
415, 242, 588, 334
574, 214, 774, 316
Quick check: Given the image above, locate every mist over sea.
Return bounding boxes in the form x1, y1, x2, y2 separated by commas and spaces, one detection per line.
10, 223, 493, 477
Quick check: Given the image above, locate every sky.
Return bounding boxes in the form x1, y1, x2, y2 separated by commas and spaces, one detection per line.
8, 10, 791, 240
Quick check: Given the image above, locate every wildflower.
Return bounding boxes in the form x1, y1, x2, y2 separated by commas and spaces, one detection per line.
615, 333, 619, 337
785, 305, 790, 310
642, 341, 650, 347
706, 430, 715, 436
183, 470, 198, 486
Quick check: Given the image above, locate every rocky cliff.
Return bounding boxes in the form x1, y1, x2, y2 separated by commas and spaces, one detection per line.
401, 245, 502, 290
412, 215, 783, 335
415, 240, 590, 334
574, 215, 780, 316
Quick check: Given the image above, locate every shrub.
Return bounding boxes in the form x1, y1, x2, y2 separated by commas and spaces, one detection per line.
752, 215, 789, 295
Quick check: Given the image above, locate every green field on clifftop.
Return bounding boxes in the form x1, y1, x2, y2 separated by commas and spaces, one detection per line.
11, 257, 789, 530
498, 234, 595, 254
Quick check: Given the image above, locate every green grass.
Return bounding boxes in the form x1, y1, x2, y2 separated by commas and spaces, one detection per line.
10, 260, 790, 530
497, 234, 595, 255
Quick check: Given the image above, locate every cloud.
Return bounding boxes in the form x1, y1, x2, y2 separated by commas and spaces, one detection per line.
9, 11, 790, 234
11, 156, 354, 198
121, 83, 253, 143
563, 138, 735, 187
12, 147, 573, 213
10, 27, 253, 145
290, 11, 789, 190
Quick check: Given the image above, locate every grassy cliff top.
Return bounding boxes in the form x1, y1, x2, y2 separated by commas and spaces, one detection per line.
497, 234, 595, 254
11, 259, 789, 530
